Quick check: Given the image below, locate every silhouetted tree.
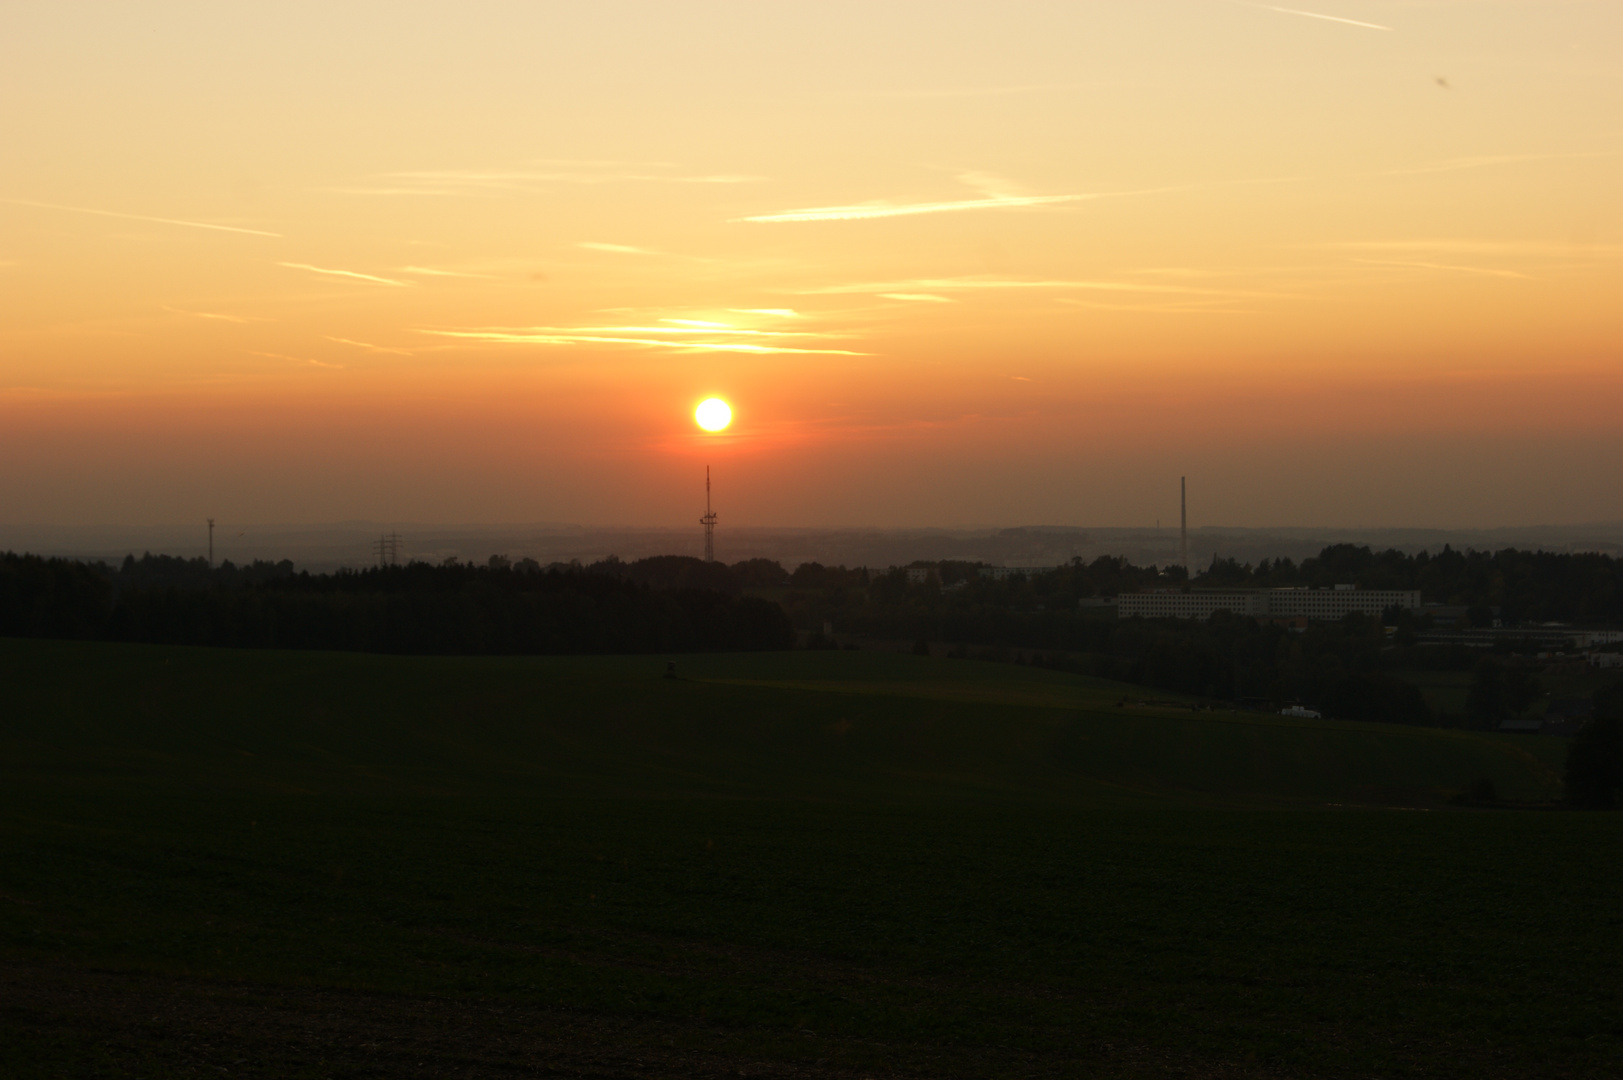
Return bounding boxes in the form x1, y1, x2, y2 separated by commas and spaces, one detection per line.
1465, 658, 1542, 729
730, 559, 790, 587
1565, 683, 1623, 809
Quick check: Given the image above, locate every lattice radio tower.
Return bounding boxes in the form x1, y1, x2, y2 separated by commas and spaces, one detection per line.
700, 467, 717, 563
372, 531, 402, 567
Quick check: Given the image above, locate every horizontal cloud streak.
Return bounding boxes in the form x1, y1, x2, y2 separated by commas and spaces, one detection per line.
396, 265, 492, 278
1266, 6, 1391, 31
1352, 260, 1531, 280
1057, 298, 1255, 314
2, 197, 281, 237
1370, 153, 1621, 181
737, 192, 1096, 223
805, 277, 1282, 299
864, 83, 1075, 100
578, 242, 653, 254
162, 307, 273, 323
1327, 240, 1623, 258
325, 336, 416, 354
425, 324, 842, 339
278, 262, 412, 286
336, 167, 763, 197
248, 350, 343, 369
416, 328, 867, 356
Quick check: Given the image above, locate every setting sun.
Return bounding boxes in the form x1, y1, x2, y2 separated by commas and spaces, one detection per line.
0, 3, 1618, 530
695, 398, 732, 432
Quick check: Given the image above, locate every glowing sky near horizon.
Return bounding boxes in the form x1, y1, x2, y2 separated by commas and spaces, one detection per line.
1, 1, 1619, 530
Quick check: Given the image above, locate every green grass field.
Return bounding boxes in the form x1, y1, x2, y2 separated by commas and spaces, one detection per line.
1, 638, 1617, 1079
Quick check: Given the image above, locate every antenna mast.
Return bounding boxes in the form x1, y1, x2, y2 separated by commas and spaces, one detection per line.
207, 518, 215, 568
700, 466, 717, 563
1180, 477, 1188, 574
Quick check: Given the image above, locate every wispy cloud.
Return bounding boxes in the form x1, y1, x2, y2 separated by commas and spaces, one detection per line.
578, 241, 654, 255
278, 262, 412, 287
730, 308, 803, 318
416, 323, 868, 356
1262, 6, 1391, 31
334, 166, 763, 197
864, 83, 1076, 100
433, 323, 839, 339
162, 306, 274, 323
1326, 239, 1623, 258
1, 197, 281, 237
880, 293, 955, 303
1057, 298, 1255, 315
1371, 153, 1620, 179
1351, 259, 1531, 279
396, 265, 492, 278
324, 336, 416, 355
737, 191, 1098, 223
805, 277, 1280, 299
738, 170, 1191, 224
248, 350, 343, 369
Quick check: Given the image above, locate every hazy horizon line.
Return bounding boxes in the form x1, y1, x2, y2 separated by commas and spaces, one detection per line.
6, 520, 1623, 536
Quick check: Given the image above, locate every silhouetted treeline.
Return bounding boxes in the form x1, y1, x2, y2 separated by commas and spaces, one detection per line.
598, 544, 1623, 625
0, 553, 793, 655
777, 545, 1623, 645
1196, 544, 1623, 624
7, 542, 1621, 725
569, 544, 1623, 625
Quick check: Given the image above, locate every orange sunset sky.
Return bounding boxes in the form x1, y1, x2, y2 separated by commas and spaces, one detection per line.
2, 2, 1619, 530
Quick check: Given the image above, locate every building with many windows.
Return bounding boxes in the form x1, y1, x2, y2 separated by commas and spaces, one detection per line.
1263, 586, 1422, 620
1115, 590, 1268, 620
1117, 585, 1420, 622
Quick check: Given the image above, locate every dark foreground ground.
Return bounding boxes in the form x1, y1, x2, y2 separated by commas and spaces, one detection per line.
0, 639, 1616, 1078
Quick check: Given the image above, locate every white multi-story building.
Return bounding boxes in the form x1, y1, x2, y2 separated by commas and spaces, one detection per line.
1264, 586, 1421, 620
1114, 590, 1267, 620
1117, 585, 1420, 622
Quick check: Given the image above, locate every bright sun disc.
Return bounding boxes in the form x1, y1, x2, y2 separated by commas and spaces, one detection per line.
695, 398, 732, 431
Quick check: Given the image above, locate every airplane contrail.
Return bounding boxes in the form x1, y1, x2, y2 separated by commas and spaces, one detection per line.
0, 197, 282, 237
1267, 6, 1391, 31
